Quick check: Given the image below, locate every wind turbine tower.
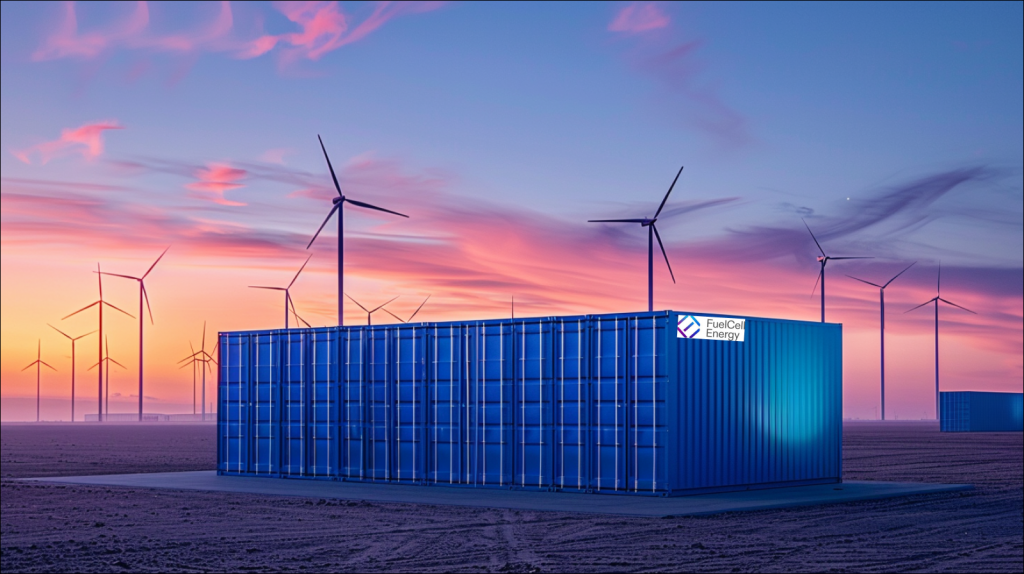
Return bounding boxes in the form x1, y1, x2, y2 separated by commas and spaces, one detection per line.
48, 325, 95, 422
803, 220, 871, 322
21, 340, 56, 423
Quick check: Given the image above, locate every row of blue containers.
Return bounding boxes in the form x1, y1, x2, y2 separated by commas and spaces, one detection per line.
218, 311, 843, 496
940, 391, 1024, 432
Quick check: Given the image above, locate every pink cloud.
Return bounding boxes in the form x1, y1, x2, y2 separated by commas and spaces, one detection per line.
185, 163, 247, 206
609, 2, 670, 34
12, 121, 124, 165
239, 1, 445, 64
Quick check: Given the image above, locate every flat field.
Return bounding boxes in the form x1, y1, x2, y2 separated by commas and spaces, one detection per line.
1, 421, 1020, 573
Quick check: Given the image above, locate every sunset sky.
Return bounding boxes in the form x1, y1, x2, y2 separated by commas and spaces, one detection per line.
2, 1, 1021, 421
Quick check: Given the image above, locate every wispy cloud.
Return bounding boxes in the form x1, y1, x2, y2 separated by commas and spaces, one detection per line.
11, 120, 124, 165
185, 163, 248, 206
608, 2, 670, 34
31, 1, 444, 77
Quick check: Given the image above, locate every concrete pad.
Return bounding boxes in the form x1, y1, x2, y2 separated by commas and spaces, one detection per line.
22, 471, 972, 517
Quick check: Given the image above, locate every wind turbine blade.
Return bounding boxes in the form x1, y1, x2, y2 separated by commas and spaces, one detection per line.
21, 362, 37, 372
97, 263, 103, 300
142, 246, 170, 279
108, 357, 127, 370
939, 298, 977, 314
905, 298, 939, 313
346, 198, 409, 218
62, 300, 100, 320
142, 284, 154, 325
97, 272, 140, 280
588, 218, 646, 223
75, 330, 98, 341
830, 256, 873, 260
651, 224, 676, 284
40, 361, 58, 371
288, 254, 313, 289
382, 309, 405, 323
846, 275, 882, 288
212, 340, 219, 357
883, 261, 917, 288
295, 313, 312, 328
202, 321, 207, 353
937, 263, 942, 297
307, 204, 340, 249
102, 301, 135, 318
48, 324, 73, 340
370, 295, 400, 313
87, 361, 100, 371
811, 268, 823, 297
318, 134, 344, 197
802, 219, 826, 257
178, 354, 199, 364
249, 286, 286, 291
345, 293, 370, 313
654, 165, 684, 219
407, 295, 431, 322
179, 361, 194, 370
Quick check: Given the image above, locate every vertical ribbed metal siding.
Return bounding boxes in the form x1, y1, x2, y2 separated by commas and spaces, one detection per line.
941, 391, 1024, 432
218, 311, 842, 494
674, 318, 842, 491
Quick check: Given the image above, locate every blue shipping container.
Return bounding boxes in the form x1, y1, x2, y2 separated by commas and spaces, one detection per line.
218, 311, 843, 496
940, 391, 1024, 432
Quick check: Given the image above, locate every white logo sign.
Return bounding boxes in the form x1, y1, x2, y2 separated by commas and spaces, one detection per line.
677, 315, 746, 342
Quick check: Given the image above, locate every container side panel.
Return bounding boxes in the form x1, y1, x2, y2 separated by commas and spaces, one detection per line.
554, 319, 590, 490
471, 323, 515, 486
219, 334, 250, 474
514, 321, 554, 488
627, 316, 668, 493
251, 333, 280, 476
308, 330, 339, 477
591, 317, 628, 491
341, 329, 367, 479
942, 391, 1024, 432
393, 327, 427, 482
427, 325, 465, 484
366, 329, 391, 480
280, 332, 305, 476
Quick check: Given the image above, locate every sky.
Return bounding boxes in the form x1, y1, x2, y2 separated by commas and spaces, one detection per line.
1, 1, 1021, 422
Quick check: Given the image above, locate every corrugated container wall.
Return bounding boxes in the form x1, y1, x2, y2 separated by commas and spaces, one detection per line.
941, 391, 1024, 432
218, 311, 843, 496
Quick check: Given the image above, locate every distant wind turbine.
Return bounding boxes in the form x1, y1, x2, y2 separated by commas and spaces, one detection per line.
249, 255, 313, 329
346, 293, 399, 326
21, 340, 56, 423
847, 262, 916, 421
906, 265, 976, 419
48, 325, 95, 423
307, 135, 409, 326
178, 323, 218, 420
804, 220, 871, 322
100, 247, 169, 422
63, 264, 134, 422
88, 336, 126, 417
179, 341, 209, 416
383, 295, 431, 324
589, 166, 683, 312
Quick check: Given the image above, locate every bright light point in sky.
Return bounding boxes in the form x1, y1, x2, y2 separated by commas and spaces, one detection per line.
1, 1, 1021, 422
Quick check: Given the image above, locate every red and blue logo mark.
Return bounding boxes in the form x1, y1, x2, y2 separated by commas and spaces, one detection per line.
677, 315, 700, 338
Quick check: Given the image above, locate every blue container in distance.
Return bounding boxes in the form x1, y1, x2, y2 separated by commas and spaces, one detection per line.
940, 391, 1024, 432
217, 311, 843, 496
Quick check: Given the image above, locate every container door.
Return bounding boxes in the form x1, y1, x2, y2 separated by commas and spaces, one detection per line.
470, 323, 514, 486
514, 320, 555, 489
365, 328, 391, 480
340, 329, 367, 479
426, 325, 466, 484
280, 332, 306, 476
250, 333, 281, 476
308, 330, 339, 477
591, 317, 627, 491
219, 333, 250, 474
393, 326, 427, 483
627, 316, 668, 493
554, 319, 589, 491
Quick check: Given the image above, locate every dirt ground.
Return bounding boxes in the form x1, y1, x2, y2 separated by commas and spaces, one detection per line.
1, 421, 1020, 573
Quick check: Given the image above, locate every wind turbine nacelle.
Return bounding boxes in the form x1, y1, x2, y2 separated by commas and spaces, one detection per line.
332, 196, 344, 205
817, 256, 826, 263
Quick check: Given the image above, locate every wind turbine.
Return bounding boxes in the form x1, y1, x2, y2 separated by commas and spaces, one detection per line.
804, 220, 871, 322
99, 247, 169, 422
88, 336, 126, 417
383, 295, 431, 324
345, 293, 399, 326
48, 325, 95, 422
21, 340, 56, 423
588, 166, 683, 312
847, 262, 916, 421
178, 322, 218, 420
906, 265, 976, 419
307, 135, 409, 326
63, 264, 134, 422
179, 341, 209, 416
249, 255, 312, 329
